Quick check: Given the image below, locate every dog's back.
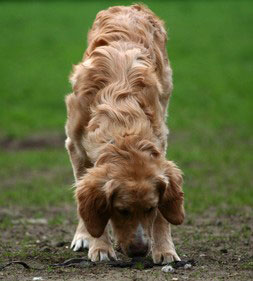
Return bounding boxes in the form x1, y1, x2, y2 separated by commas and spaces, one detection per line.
86, 5, 172, 97
66, 5, 173, 163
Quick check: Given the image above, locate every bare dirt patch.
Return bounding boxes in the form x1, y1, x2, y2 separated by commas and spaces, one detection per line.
0, 206, 252, 281
0, 133, 65, 151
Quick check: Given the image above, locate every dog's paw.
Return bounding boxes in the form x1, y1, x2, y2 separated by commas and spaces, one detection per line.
88, 244, 117, 262
71, 234, 89, 252
152, 248, 180, 264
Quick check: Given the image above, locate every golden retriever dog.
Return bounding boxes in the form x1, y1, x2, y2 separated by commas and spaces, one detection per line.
65, 4, 184, 263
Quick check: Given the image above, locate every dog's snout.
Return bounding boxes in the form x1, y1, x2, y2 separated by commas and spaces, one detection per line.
126, 224, 149, 257
127, 242, 149, 257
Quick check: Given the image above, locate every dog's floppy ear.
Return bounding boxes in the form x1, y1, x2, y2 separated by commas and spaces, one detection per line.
157, 161, 185, 225
76, 167, 116, 238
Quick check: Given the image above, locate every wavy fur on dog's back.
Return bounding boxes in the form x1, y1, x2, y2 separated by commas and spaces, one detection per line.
67, 5, 173, 162
86, 4, 173, 100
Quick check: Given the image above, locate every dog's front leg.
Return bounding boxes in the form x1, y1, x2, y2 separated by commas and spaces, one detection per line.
71, 218, 117, 261
152, 211, 180, 264
71, 217, 90, 251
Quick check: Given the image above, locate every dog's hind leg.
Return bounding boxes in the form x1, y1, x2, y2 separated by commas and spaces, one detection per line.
65, 137, 92, 181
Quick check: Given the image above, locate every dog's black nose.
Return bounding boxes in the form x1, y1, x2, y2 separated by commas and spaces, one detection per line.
127, 243, 149, 257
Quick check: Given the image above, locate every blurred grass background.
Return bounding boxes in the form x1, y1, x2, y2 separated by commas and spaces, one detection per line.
0, 0, 252, 212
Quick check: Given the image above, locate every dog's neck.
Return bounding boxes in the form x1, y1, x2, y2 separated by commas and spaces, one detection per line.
83, 125, 160, 164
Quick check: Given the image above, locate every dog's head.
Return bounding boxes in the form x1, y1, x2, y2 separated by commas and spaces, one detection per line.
76, 136, 184, 257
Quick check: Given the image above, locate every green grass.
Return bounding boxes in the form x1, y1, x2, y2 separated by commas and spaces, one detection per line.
0, 1, 252, 213
0, 149, 73, 206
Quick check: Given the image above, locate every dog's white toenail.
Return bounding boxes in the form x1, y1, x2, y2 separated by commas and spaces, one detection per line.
100, 251, 109, 261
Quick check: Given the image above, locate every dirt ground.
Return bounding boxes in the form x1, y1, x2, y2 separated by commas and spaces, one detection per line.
0, 206, 252, 281
0, 134, 65, 151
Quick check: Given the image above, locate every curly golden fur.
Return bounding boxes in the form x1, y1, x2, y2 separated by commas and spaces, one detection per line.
65, 4, 184, 263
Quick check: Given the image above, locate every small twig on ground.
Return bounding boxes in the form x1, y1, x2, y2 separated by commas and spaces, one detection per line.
0, 258, 196, 271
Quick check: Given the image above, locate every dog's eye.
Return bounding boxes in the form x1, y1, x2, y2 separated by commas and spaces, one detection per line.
145, 207, 155, 213
117, 208, 131, 217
